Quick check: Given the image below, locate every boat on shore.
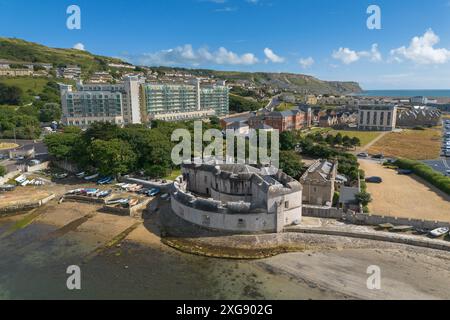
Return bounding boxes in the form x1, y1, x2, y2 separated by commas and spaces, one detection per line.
429, 227, 449, 238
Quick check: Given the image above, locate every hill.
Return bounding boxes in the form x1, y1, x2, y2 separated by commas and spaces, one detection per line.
0, 37, 128, 75
0, 37, 362, 95
148, 66, 362, 95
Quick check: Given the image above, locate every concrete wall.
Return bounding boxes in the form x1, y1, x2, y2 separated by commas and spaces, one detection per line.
303, 205, 450, 230
26, 161, 50, 173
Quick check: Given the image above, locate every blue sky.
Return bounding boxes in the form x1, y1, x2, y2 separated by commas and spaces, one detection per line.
1, 0, 450, 89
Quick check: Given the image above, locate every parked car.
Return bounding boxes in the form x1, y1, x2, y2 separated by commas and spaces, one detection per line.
365, 176, 383, 183
372, 154, 384, 159
397, 169, 413, 175
357, 152, 369, 158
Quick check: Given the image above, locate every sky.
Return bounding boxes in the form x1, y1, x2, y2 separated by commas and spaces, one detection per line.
1, 0, 450, 89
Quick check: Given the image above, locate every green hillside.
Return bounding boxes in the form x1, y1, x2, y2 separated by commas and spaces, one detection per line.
0, 37, 128, 75
150, 67, 362, 95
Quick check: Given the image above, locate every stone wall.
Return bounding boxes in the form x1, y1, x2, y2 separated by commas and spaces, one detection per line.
303, 205, 450, 230
0, 194, 55, 216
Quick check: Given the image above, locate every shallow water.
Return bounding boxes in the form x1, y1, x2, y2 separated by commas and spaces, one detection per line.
0, 218, 333, 300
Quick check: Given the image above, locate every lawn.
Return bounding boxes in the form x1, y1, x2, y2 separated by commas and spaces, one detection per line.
275, 102, 296, 112
329, 130, 383, 147
0, 77, 49, 94
368, 128, 442, 160
164, 169, 181, 181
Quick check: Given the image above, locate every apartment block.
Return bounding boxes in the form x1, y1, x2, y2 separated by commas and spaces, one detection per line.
141, 79, 229, 122
60, 76, 143, 128
60, 78, 229, 127
358, 105, 397, 131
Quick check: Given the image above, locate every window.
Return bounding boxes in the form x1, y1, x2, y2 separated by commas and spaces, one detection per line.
360, 112, 364, 125
366, 111, 371, 125
285, 201, 289, 209
387, 112, 392, 126
373, 112, 377, 125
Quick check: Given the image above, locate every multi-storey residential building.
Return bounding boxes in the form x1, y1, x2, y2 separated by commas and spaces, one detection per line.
358, 105, 398, 131
60, 78, 229, 127
141, 79, 229, 122
60, 76, 143, 128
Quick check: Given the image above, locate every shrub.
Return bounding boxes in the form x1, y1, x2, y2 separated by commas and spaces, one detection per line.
394, 158, 450, 195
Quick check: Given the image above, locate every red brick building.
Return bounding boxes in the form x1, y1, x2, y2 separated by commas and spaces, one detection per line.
248, 108, 312, 132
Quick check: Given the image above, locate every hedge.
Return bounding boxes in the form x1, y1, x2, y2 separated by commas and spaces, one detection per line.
394, 158, 450, 195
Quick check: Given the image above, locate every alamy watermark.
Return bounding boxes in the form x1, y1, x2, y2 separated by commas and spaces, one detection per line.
66, 5, 81, 30
366, 265, 381, 290
367, 5, 381, 30
66, 265, 81, 290
171, 121, 280, 168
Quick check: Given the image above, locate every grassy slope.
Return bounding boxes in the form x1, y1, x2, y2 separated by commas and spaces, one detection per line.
0, 38, 126, 75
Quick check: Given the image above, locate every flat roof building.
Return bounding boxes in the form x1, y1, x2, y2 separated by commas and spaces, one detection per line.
358, 104, 397, 131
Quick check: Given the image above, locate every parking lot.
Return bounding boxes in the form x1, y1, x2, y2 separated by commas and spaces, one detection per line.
424, 119, 450, 176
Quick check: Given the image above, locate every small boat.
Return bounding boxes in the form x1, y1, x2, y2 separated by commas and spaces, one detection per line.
429, 227, 449, 238
378, 223, 394, 230
55, 173, 68, 179
106, 198, 127, 205
76, 172, 86, 178
128, 199, 139, 207
84, 173, 99, 181
391, 226, 414, 233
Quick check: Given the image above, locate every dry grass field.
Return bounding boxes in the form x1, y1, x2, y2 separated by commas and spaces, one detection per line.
0, 143, 19, 150
368, 128, 441, 160
359, 159, 450, 221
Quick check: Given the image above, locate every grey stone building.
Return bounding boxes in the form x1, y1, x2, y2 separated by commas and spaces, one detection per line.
171, 163, 303, 233
300, 160, 337, 207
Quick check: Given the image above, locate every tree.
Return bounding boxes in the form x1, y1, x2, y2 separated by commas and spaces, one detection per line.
89, 139, 137, 177
351, 137, 361, 147
0, 83, 23, 105
279, 150, 304, 179
0, 165, 6, 177
39, 103, 62, 122
334, 133, 343, 146
280, 131, 297, 151
355, 191, 372, 207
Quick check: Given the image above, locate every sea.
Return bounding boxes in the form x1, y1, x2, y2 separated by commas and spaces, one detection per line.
356, 90, 450, 98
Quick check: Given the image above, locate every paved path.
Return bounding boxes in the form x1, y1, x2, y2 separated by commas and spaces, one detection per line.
357, 131, 389, 153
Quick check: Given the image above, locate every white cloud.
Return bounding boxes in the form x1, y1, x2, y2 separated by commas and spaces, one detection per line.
332, 44, 381, 64
332, 47, 359, 64
263, 48, 285, 63
73, 43, 85, 51
299, 57, 314, 69
390, 29, 450, 64
132, 44, 259, 66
